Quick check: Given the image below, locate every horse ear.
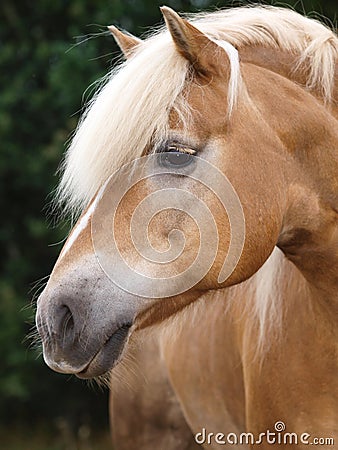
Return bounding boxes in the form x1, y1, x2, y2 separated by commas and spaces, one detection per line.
160, 6, 219, 75
108, 25, 142, 59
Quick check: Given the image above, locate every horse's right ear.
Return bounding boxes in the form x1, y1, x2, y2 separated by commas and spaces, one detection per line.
108, 25, 142, 59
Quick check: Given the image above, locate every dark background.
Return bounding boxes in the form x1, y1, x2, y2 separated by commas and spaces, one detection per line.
0, 1, 336, 448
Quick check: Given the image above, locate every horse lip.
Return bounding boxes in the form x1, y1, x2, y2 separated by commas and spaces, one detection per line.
43, 357, 89, 375
75, 323, 132, 379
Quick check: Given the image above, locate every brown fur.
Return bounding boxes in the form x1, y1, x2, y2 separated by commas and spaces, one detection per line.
36, 7, 337, 449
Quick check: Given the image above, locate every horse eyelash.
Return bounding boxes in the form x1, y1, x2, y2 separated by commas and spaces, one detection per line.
156, 142, 197, 155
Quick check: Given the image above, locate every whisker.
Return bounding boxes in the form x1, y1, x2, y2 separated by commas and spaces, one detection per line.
88, 52, 116, 62
65, 30, 111, 54
28, 275, 50, 307
48, 237, 68, 247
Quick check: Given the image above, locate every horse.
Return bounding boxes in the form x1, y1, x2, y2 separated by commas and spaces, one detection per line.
36, 5, 338, 449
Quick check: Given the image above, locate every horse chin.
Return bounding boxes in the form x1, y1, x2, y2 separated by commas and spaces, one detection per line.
75, 323, 132, 379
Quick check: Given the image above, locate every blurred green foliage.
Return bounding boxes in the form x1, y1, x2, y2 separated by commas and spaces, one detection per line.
0, 0, 336, 440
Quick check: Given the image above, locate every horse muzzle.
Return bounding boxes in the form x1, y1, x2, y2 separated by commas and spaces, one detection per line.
35, 262, 140, 378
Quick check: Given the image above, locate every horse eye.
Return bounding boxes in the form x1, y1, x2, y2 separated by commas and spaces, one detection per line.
159, 150, 194, 168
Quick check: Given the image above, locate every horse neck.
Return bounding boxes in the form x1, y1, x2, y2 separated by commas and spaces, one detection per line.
226, 247, 337, 370
240, 54, 337, 311
278, 93, 337, 307
240, 45, 338, 119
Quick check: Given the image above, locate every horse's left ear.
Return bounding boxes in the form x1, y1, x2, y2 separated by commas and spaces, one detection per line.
108, 25, 142, 59
160, 6, 222, 75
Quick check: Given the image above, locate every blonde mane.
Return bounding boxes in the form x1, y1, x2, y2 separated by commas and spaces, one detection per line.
57, 5, 337, 213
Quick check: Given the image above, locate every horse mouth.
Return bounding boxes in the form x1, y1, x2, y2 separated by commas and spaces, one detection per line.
76, 323, 132, 379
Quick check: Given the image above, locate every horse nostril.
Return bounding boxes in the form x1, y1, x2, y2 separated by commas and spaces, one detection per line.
59, 305, 75, 342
